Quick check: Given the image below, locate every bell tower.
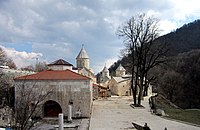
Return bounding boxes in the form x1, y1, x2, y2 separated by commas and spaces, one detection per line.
76, 45, 90, 69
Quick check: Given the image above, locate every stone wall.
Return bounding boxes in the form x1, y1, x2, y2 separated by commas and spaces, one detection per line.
48, 65, 73, 71
77, 59, 90, 69
117, 80, 131, 96
15, 79, 92, 118
108, 79, 118, 95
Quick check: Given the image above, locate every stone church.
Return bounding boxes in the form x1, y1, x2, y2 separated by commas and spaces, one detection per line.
108, 64, 132, 96
14, 47, 94, 118
98, 65, 110, 87
99, 64, 152, 96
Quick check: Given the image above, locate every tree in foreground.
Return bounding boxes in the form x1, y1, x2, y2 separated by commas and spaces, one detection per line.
117, 13, 168, 105
11, 80, 52, 130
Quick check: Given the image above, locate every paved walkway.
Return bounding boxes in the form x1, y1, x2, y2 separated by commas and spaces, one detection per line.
89, 96, 200, 130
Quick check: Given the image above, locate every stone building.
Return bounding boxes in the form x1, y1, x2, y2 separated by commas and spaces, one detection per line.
14, 46, 97, 118
108, 64, 152, 96
14, 59, 93, 118
92, 84, 106, 98
108, 64, 132, 96
108, 76, 131, 96
98, 65, 111, 87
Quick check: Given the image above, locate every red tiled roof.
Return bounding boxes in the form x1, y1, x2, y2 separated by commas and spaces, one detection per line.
15, 70, 90, 80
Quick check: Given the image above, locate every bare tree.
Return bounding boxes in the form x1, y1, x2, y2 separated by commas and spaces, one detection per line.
35, 61, 48, 72
117, 14, 168, 105
0, 68, 51, 129
0, 47, 16, 69
21, 62, 47, 72
21, 65, 35, 72
0, 47, 7, 65
11, 79, 52, 130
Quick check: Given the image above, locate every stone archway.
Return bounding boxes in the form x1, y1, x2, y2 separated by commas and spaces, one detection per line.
43, 100, 62, 117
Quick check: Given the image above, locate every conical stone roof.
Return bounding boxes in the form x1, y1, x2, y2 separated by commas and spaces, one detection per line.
48, 59, 73, 66
102, 66, 108, 72
116, 64, 125, 71
76, 47, 89, 59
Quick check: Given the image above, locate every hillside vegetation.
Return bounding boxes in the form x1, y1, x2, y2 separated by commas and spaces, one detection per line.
156, 19, 200, 54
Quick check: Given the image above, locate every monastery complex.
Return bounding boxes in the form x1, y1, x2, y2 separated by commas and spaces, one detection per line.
2, 46, 152, 119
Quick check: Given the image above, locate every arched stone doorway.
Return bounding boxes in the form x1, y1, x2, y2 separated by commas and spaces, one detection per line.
43, 100, 62, 117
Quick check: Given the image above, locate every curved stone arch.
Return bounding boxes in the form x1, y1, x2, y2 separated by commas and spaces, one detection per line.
43, 100, 62, 117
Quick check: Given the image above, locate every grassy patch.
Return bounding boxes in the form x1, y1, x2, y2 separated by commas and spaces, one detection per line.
155, 95, 200, 125
165, 109, 200, 125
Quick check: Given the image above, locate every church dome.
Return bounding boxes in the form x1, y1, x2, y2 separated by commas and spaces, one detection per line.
76, 47, 89, 59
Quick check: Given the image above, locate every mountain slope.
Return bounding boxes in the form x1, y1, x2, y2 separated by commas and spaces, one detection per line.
156, 19, 200, 54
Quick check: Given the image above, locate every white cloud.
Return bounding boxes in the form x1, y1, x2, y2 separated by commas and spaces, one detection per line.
105, 58, 119, 68
93, 57, 118, 73
32, 43, 72, 63
0, 45, 42, 68
159, 20, 178, 35
169, 0, 200, 20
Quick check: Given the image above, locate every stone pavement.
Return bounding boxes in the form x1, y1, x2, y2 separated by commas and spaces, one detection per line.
89, 96, 200, 130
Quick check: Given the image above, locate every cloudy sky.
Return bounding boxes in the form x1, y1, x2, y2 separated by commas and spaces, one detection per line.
0, 0, 200, 73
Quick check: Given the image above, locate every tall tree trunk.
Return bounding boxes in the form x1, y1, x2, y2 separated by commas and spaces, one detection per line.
131, 78, 136, 105
134, 66, 139, 105
138, 86, 143, 105
131, 66, 137, 105
143, 85, 148, 96
138, 75, 144, 105
131, 44, 136, 105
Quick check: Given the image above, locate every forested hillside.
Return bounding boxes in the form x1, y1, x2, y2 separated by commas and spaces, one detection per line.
148, 20, 200, 108
156, 19, 200, 54
152, 50, 200, 108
